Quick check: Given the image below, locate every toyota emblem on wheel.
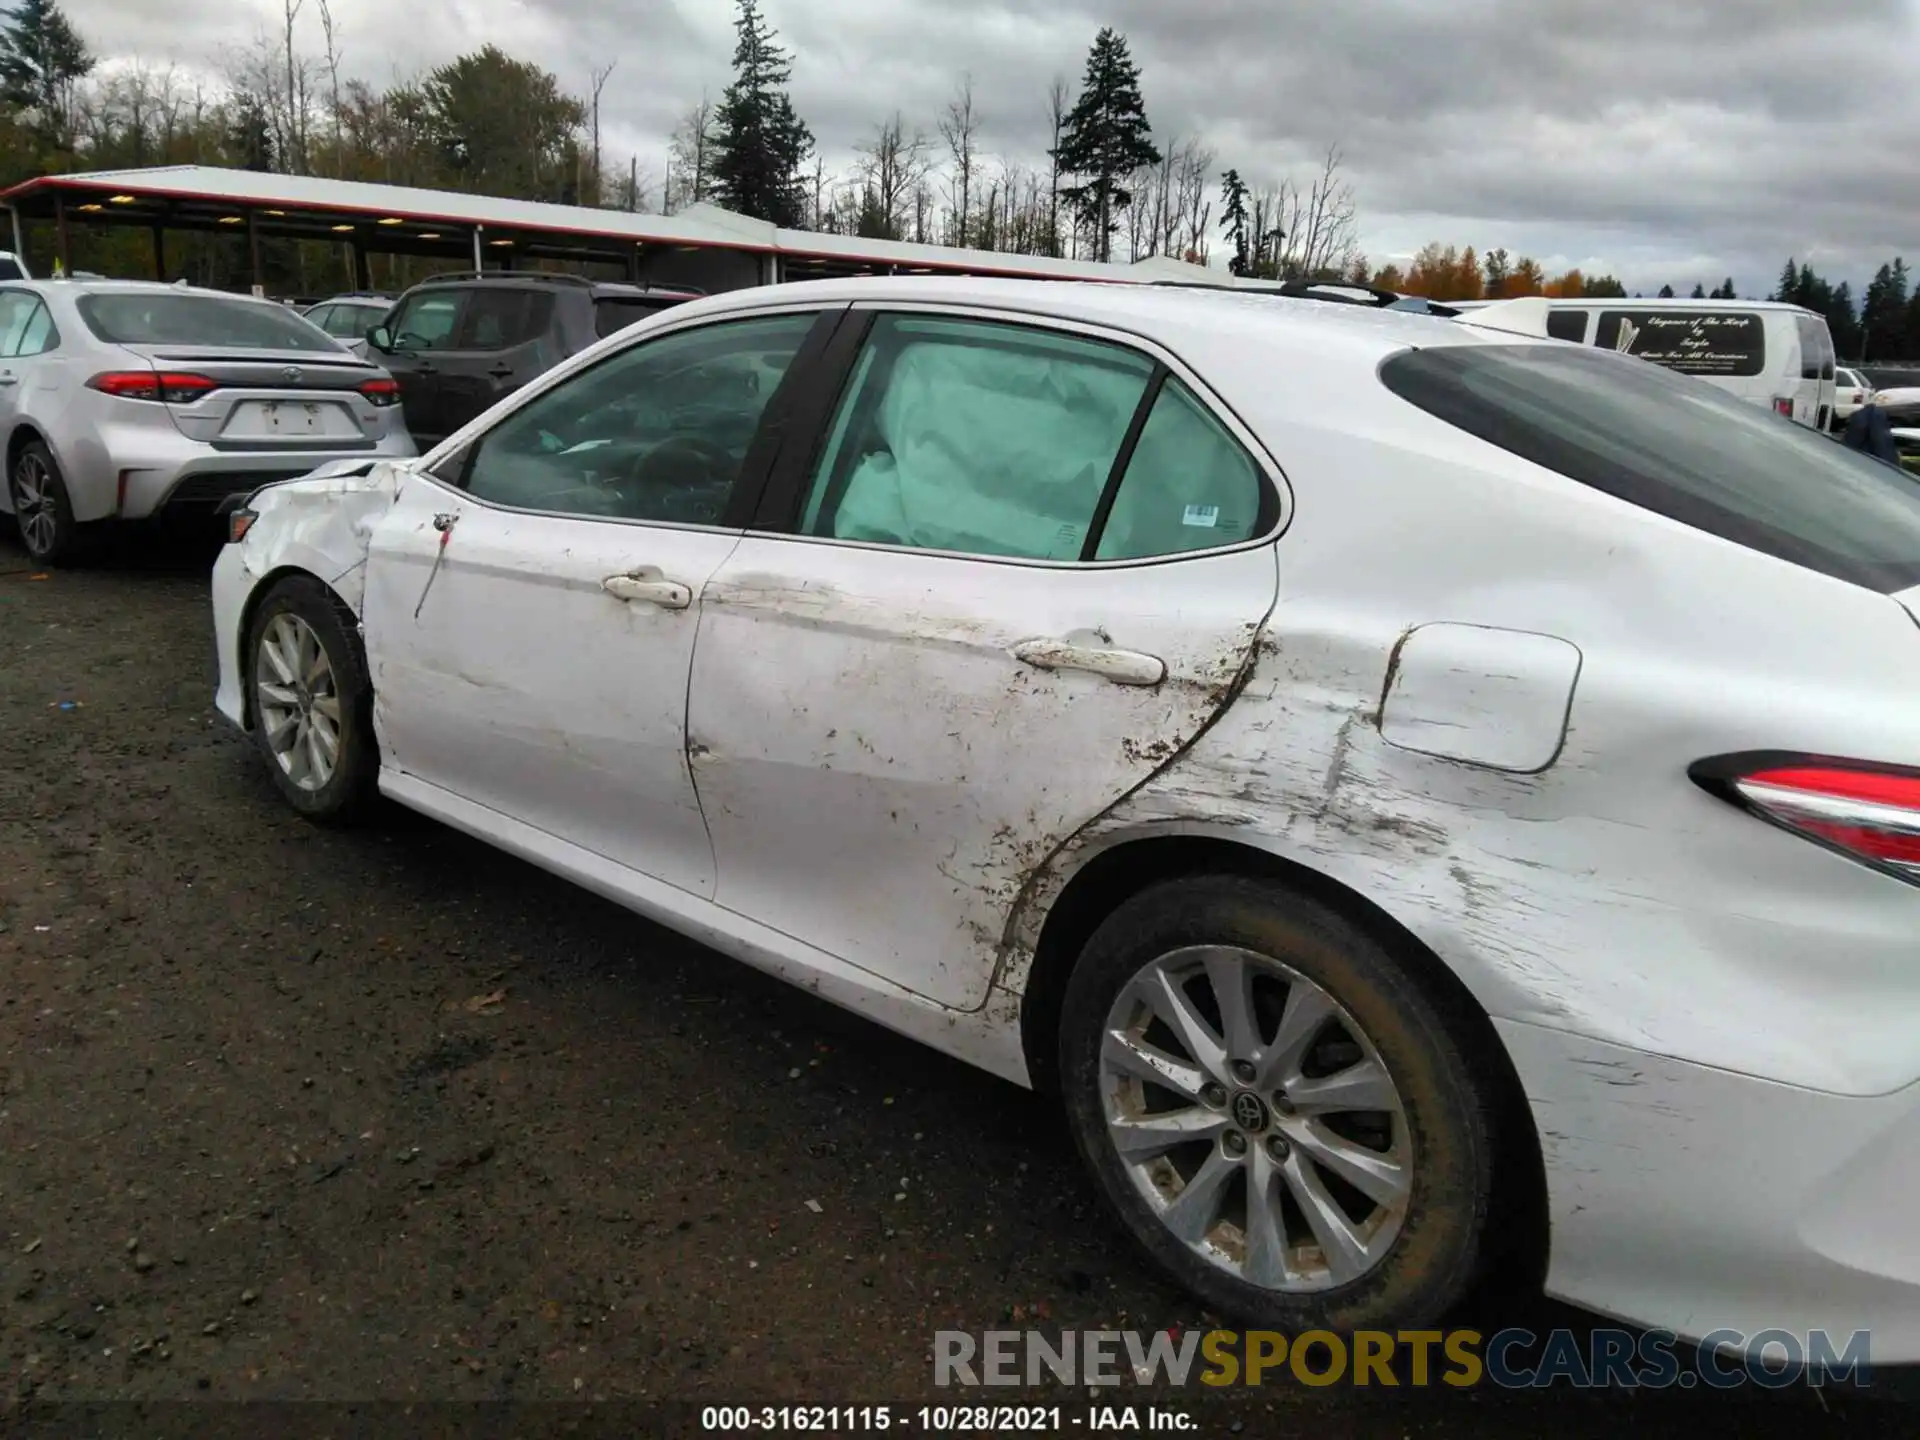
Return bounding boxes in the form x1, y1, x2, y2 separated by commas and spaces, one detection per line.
1231, 1092, 1269, 1133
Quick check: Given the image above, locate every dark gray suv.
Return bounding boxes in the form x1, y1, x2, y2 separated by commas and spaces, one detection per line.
366, 272, 701, 450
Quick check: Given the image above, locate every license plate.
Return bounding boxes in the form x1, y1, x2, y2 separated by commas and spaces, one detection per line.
226, 400, 352, 439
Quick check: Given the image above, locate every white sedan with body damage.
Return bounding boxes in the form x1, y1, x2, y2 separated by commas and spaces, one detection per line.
210, 276, 1920, 1356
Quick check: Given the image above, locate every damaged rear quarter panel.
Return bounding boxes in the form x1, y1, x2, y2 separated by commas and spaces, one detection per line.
994, 413, 1920, 1099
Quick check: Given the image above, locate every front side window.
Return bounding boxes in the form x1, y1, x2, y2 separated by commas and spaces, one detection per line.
1795, 314, 1836, 381
77, 292, 340, 351
1380, 343, 1920, 592
387, 291, 467, 351
459, 311, 818, 526
798, 314, 1156, 561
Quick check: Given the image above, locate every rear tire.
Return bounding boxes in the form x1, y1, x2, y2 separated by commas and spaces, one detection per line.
1057, 874, 1495, 1330
245, 575, 379, 823
10, 441, 79, 566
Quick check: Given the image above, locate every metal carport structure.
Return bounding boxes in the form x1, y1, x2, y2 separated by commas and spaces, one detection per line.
0, 164, 1223, 296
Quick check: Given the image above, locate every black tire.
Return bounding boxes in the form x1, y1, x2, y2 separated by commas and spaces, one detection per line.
244, 575, 380, 823
1058, 874, 1495, 1331
10, 440, 80, 566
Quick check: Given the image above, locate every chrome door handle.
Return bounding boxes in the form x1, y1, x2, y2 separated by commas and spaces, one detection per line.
1013, 634, 1165, 687
603, 570, 692, 610
0, 373, 17, 387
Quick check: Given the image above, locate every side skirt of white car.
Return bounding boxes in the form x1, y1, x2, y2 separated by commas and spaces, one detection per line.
378, 767, 1033, 1085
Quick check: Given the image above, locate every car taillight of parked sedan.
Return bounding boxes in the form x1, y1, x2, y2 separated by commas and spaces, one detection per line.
1694, 755, 1920, 883
87, 370, 217, 404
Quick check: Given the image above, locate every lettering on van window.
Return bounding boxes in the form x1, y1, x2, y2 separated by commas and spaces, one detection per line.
1593, 311, 1765, 377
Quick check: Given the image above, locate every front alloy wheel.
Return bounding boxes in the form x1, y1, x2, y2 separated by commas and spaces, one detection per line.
244, 575, 378, 822
255, 611, 345, 792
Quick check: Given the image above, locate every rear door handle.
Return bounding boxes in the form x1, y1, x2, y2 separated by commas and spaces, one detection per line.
1013, 633, 1165, 687
603, 570, 692, 610
487, 364, 514, 379
0, 373, 17, 387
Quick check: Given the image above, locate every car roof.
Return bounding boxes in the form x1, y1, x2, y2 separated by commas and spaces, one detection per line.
1452, 296, 1817, 315
673, 275, 1511, 362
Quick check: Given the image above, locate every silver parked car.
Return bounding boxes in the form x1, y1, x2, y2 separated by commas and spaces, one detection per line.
0, 279, 416, 564
301, 293, 396, 360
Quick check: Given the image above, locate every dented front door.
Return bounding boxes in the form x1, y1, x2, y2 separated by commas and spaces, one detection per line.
361, 475, 734, 899
684, 538, 1279, 1009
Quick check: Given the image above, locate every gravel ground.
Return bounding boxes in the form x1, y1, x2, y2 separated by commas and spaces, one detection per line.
0, 527, 1898, 1437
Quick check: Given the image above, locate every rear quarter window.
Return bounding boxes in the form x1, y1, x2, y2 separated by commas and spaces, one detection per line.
1545, 309, 1590, 344
1379, 343, 1920, 592
1594, 309, 1765, 378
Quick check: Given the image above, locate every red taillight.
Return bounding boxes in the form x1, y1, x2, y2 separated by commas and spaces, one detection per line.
1696, 757, 1920, 882
87, 371, 216, 404
1773, 397, 1794, 417
358, 377, 400, 408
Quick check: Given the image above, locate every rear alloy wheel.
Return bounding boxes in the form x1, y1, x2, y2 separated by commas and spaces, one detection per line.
10, 442, 78, 566
246, 576, 378, 822
1059, 875, 1494, 1330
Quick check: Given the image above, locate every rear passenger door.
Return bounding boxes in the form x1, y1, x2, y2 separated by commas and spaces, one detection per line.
683, 306, 1284, 1010
436, 287, 558, 438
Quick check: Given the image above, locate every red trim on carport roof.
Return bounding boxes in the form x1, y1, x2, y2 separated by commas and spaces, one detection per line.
1, 172, 1145, 285
0, 174, 771, 256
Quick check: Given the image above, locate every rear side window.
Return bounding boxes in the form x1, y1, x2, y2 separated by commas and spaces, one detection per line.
595, 297, 681, 338
457, 289, 554, 350
798, 314, 1155, 561
1380, 343, 1920, 592
1545, 309, 1590, 344
77, 292, 340, 351
1594, 309, 1765, 377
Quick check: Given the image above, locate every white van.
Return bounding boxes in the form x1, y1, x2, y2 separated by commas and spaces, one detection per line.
1449, 297, 1838, 430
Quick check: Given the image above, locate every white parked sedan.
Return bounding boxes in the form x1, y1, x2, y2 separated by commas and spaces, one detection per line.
210, 277, 1920, 1355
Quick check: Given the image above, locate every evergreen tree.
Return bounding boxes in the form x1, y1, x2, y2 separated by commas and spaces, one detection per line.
1658, 284, 1675, 298
1774, 258, 1798, 303
1053, 29, 1160, 263
1861, 260, 1911, 362
1829, 281, 1862, 360
1690, 283, 1706, 299
1583, 275, 1627, 298
709, 0, 813, 227
227, 91, 276, 174
0, 0, 91, 151
1715, 278, 1737, 300
1220, 168, 1250, 277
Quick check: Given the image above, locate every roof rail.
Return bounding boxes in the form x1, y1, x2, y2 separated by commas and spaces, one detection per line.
412, 270, 704, 297
1148, 277, 1460, 316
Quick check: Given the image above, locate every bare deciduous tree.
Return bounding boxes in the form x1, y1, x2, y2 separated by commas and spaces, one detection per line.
852, 111, 930, 241
587, 61, 617, 206
937, 74, 978, 248
1044, 74, 1070, 258
665, 93, 714, 213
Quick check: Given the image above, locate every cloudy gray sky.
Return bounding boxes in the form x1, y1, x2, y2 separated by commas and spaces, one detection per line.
63, 0, 1920, 295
